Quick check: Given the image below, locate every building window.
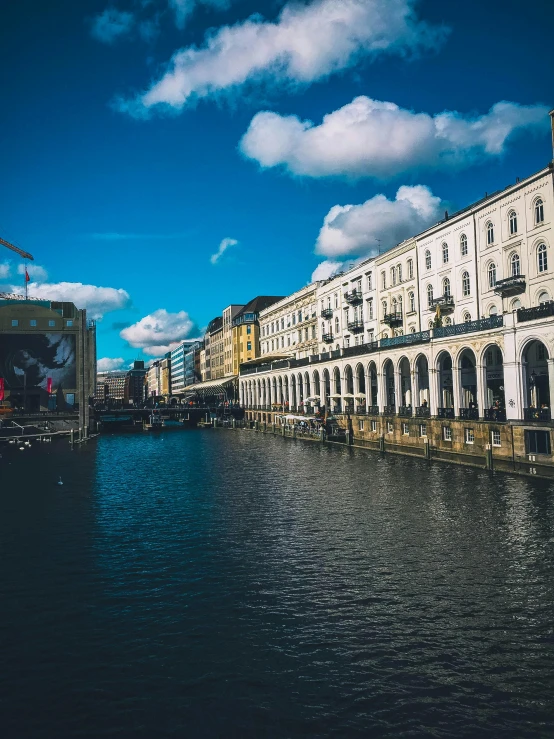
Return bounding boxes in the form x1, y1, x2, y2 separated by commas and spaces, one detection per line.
464, 428, 474, 444
443, 426, 452, 441
335, 317, 340, 334
462, 271, 470, 297
486, 221, 494, 245
48, 320, 55, 327
371, 420, 377, 432
407, 259, 413, 279
443, 277, 451, 297
381, 272, 386, 289
11, 319, 18, 327
391, 267, 396, 286
345, 336, 350, 348
397, 265, 402, 283
367, 330, 374, 344
510, 252, 520, 276
246, 341, 251, 351
525, 429, 551, 455
491, 430, 501, 447
535, 198, 544, 225
427, 284, 433, 308
359, 420, 365, 431
460, 233, 468, 256
419, 423, 427, 437
489, 304, 498, 316
402, 422, 409, 435
29, 319, 37, 327
246, 325, 251, 334
367, 299, 373, 320
442, 242, 449, 264
509, 210, 517, 235
367, 273, 372, 290
538, 291, 550, 305
382, 300, 387, 317
387, 422, 393, 434
312, 325, 316, 338
409, 292, 415, 312
488, 262, 496, 288
538, 243, 548, 273
463, 312, 471, 322
425, 250, 431, 270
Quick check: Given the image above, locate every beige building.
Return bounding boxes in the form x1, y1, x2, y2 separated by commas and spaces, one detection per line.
259, 284, 321, 360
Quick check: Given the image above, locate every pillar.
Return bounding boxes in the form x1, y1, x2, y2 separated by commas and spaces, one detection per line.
452, 367, 462, 417
394, 369, 402, 410
476, 364, 486, 419
548, 358, 554, 412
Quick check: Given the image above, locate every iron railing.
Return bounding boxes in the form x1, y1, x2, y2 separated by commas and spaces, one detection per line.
517, 302, 554, 323
415, 406, 430, 417
383, 405, 396, 415
524, 408, 551, 422
322, 333, 334, 343
398, 406, 412, 417
380, 330, 430, 348
344, 290, 363, 305
437, 407, 455, 419
321, 308, 333, 318
459, 407, 479, 420
484, 408, 506, 422
368, 405, 380, 415
434, 315, 503, 338
347, 320, 365, 333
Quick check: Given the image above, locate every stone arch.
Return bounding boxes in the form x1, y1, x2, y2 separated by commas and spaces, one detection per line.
382, 357, 395, 408
436, 350, 453, 411
414, 353, 430, 410
456, 347, 478, 411
398, 355, 412, 408
521, 337, 551, 414
367, 360, 378, 408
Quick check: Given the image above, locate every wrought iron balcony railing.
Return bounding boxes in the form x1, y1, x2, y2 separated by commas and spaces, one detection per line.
320, 307, 333, 319
322, 333, 334, 343
368, 405, 380, 415
459, 407, 479, 420
517, 302, 554, 323
382, 311, 403, 327
415, 406, 430, 417
433, 315, 503, 338
383, 405, 396, 415
494, 275, 526, 297
484, 408, 506, 422
430, 294, 455, 313
347, 319, 365, 333
437, 407, 455, 419
398, 406, 412, 417
523, 408, 551, 422
344, 290, 363, 305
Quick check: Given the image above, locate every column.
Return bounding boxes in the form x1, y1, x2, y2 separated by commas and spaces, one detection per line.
453, 367, 462, 418
412, 369, 419, 409
548, 359, 554, 412
429, 368, 439, 417
476, 364, 486, 419
394, 369, 402, 411
378, 366, 386, 413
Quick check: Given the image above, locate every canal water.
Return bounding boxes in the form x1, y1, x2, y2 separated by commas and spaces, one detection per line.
1, 430, 553, 738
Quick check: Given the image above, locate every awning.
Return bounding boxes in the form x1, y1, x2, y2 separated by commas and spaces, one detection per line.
181, 377, 236, 396
240, 352, 294, 367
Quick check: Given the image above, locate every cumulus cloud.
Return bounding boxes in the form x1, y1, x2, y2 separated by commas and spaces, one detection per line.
240, 98, 550, 179
120, 308, 197, 355
17, 263, 48, 281
310, 259, 352, 282
90, 8, 135, 44
97, 357, 125, 372
117, 0, 446, 115
210, 237, 237, 265
0, 262, 10, 279
316, 185, 442, 258
19, 282, 131, 319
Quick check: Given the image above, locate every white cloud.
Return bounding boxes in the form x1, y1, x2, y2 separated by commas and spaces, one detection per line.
90, 8, 135, 44
210, 237, 237, 265
97, 357, 125, 372
120, 308, 196, 355
16, 282, 131, 319
118, 0, 446, 115
316, 185, 442, 258
0, 262, 10, 279
17, 263, 48, 281
240, 98, 550, 179
311, 260, 351, 282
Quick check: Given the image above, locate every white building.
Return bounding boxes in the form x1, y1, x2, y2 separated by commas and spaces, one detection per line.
259, 283, 320, 359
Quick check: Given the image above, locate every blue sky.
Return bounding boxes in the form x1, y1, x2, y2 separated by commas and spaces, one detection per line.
1, 0, 553, 369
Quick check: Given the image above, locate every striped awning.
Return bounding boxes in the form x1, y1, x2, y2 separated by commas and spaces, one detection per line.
181, 377, 236, 396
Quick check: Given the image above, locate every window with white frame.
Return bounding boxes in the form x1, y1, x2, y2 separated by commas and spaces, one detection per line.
443, 426, 452, 441
462, 271, 470, 296
407, 259, 413, 279
335, 317, 340, 334
381, 272, 386, 289
367, 273, 372, 290
387, 421, 393, 434
397, 264, 402, 283
486, 221, 494, 245
427, 284, 433, 308
419, 423, 427, 437
465, 427, 474, 444
334, 293, 338, 308
391, 267, 396, 286
409, 292, 415, 312
538, 291, 550, 305
509, 210, 517, 235
510, 252, 520, 276
491, 430, 501, 447
345, 336, 350, 348
425, 250, 431, 270
488, 262, 496, 288
359, 419, 365, 431
367, 299, 373, 320
538, 243, 547, 273
371, 420, 377, 432
442, 242, 449, 264
367, 330, 374, 343
443, 277, 451, 297
535, 197, 544, 225
382, 300, 387, 316
460, 233, 468, 256
402, 422, 409, 435
489, 305, 498, 316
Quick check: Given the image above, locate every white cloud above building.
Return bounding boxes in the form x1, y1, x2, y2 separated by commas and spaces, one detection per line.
120, 308, 197, 356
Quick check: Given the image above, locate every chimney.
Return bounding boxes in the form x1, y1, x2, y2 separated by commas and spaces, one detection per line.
550, 109, 554, 160
444, 210, 449, 220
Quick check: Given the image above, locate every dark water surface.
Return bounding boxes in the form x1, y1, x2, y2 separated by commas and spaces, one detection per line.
1, 430, 554, 738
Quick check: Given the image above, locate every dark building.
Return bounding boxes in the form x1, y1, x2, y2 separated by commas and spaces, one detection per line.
124, 360, 147, 405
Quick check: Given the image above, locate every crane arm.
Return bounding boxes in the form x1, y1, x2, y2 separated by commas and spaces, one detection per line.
0, 236, 34, 261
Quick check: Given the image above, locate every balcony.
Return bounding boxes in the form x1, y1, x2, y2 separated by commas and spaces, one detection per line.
398, 406, 412, 417
415, 406, 430, 417
380, 330, 430, 349
342, 341, 379, 357
382, 311, 403, 328
322, 332, 334, 343
356, 405, 366, 415
383, 405, 396, 415
344, 290, 363, 305
494, 275, 526, 297
433, 315, 503, 338
437, 407, 455, 419
321, 307, 333, 319
484, 408, 506, 422
459, 407, 479, 420
524, 408, 551, 422
517, 302, 554, 323
368, 405, 380, 415
430, 294, 455, 313
347, 319, 365, 333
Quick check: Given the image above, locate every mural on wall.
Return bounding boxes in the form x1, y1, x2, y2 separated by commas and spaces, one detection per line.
0, 334, 76, 390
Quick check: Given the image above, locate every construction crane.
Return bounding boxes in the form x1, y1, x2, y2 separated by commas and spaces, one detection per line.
0, 236, 34, 261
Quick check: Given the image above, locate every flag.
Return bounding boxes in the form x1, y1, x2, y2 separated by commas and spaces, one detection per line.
0, 378, 4, 402
47, 377, 52, 394
25, 269, 30, 283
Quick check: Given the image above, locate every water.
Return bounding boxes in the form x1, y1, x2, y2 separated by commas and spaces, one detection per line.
1, 430, 554, 738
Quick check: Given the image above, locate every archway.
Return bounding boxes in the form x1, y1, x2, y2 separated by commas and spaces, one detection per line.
437, 351, 453, 416
355, 363, 366, 412
332, 366, 342, 412
458, 348, 478, 417
368, 361, 378, 410
399, 356, 412, 412
483, 344, 505, 420
297, 373, 304, 410
523, 340, 551, 419
290, 374, 297, 410
415, 354, 429, 414
343, 365, 354, 413
322, 369, 331, 413
383, 358, 395, 410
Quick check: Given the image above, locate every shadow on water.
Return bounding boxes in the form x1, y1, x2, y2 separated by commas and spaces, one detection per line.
1, 431, 553, 738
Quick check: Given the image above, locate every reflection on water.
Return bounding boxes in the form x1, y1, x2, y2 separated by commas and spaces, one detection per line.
1, 431, 554, 738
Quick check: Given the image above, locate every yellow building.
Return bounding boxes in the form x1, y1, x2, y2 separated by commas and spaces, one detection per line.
232, 296, 284, 375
